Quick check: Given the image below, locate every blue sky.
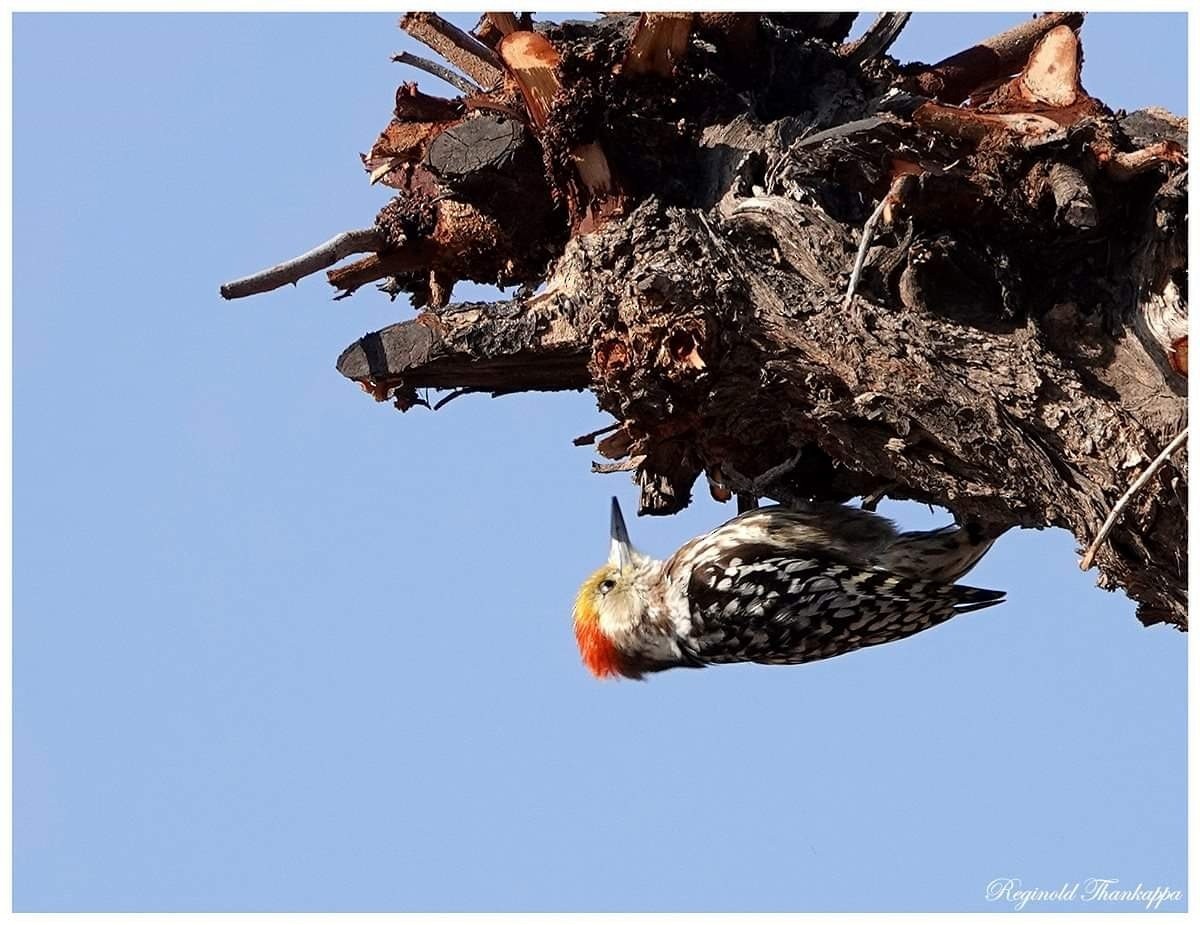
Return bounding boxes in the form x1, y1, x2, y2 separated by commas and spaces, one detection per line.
14, 12, 1186, 912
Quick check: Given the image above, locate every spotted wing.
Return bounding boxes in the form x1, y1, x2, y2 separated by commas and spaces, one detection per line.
682, 546, 1004, 666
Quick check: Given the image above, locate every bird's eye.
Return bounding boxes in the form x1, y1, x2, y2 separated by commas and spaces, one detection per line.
599, 579, 616, 594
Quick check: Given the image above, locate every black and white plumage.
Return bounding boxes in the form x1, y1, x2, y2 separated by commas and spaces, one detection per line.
572, 498, 1005, 679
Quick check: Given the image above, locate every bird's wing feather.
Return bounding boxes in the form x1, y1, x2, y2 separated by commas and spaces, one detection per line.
682, 544, 1004, 666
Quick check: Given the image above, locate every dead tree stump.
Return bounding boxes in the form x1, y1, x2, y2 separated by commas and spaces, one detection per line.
222, 12, 1188, 629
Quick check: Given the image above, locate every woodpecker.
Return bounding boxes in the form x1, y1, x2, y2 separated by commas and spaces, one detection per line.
573, 497, 1005, 679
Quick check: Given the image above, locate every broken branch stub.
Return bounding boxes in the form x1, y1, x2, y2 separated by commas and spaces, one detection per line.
497, 31, 561, 129
906, 12, 1084, 104
623, 12, 694, 77
498, 29, 625, 231
484, 12, 520, 39
1019, 25, 1081, 106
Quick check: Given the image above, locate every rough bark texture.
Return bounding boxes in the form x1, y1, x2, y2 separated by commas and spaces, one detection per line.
224, 13, 1189, 629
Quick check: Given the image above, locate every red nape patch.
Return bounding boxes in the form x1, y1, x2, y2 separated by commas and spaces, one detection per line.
574, 620, 624, 679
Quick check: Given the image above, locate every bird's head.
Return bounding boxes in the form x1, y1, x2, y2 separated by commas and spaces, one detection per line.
573, 497, 655, 678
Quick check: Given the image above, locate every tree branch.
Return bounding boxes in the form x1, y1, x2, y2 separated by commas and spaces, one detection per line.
399, 11, 505, 91
908, 12, 1085, 103
913, 101, 1061, 143
326, 246, 429, 297
1100, 140, 1188, 181
220, 228, 384, 300
335, 302, 590, 394
391, 51, 481, 96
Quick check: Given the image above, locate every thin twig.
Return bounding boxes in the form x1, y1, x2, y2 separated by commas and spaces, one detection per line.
843, 177, 909, 310
433, 387, 480, 411
392, 51, 481, 96
220, 228, 384, 300
722, 449, 808, 505
840, 12, 911, 66
754, 449, 808, 488
572, 421, 621, 447
1079, 427, 1188, 571
860, 483, 897, 512
843, 198, 888, 310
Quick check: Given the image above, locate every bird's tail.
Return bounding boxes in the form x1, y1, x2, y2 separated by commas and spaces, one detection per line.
880, 522, 1007, 584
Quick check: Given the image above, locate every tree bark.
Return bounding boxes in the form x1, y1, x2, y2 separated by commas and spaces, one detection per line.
223, 12, 1188, 629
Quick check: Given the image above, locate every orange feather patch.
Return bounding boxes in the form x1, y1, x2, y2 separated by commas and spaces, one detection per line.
574, 618, 624, 679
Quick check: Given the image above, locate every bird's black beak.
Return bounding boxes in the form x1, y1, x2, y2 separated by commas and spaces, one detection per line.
609, 496, 634, 570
